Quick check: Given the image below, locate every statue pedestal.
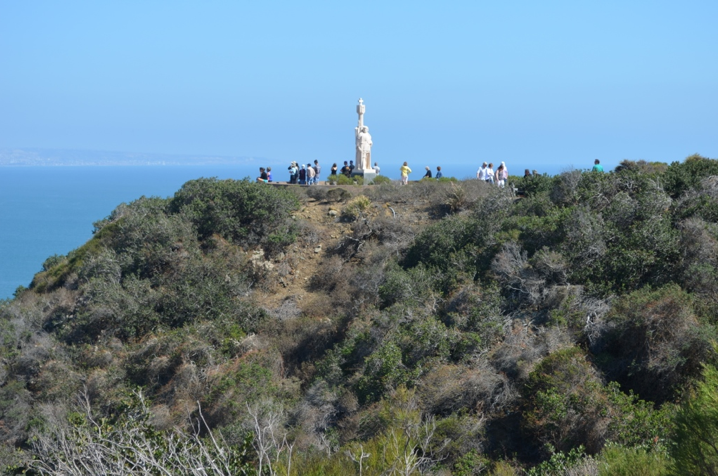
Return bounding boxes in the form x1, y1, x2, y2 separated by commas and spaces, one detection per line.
351, 169, 377, 184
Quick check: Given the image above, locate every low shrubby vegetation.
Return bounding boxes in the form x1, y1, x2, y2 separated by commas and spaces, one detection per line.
2, 157, 718, 474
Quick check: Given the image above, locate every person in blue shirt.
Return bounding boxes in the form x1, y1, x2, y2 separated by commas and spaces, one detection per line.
435, 166, 443, 179
592, 159, 604, 172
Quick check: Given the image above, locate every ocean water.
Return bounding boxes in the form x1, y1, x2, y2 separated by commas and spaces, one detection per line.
0, 161, 569, 299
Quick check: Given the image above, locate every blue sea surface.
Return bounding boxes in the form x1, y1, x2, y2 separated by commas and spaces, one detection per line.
0, 166, 256, 299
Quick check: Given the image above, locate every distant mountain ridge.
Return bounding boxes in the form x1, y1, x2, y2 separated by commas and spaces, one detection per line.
0, 148, 262, 166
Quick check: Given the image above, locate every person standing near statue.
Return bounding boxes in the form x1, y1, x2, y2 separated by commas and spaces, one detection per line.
313, 160, 321, 184
400, 162, 412, 185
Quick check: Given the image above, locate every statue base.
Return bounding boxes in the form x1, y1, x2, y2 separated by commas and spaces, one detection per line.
351, 169, 377, 184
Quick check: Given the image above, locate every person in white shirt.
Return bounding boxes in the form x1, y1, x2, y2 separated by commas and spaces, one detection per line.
477, 162, 489, 181
374, 162, 381, 175
486, 163, 495, 184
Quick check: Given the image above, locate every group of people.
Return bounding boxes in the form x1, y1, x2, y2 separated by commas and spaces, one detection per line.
285, 160, 322, 185
476, 161, 510, 188
396, 163, 445, 185
258, 158, 602, 187
422, 166, 443, 180
256, 167, 273, 183
327, 160, 383, 177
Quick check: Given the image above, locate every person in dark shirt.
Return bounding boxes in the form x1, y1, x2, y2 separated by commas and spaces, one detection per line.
256, 167, 268, 183
331, 163, 338, 175
313, 160, 321, 184
349, 160, 355, 173
341, 161, 351, 176
423, 166, 432, 179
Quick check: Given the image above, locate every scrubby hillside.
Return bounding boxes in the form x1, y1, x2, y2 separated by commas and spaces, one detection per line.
3, 155, 718, 474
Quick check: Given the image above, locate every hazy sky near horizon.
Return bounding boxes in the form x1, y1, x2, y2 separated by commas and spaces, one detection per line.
2, 1, 717, 173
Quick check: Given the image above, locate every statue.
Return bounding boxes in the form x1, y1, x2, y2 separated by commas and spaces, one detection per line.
355, 99, 374, 171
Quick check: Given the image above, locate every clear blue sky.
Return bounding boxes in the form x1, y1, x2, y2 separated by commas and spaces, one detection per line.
2, 1, 717, 174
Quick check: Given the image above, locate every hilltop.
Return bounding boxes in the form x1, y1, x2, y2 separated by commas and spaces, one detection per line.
2, 156, 718, 474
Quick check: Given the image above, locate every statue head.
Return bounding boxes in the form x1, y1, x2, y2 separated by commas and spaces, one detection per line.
362, 126, 368, 133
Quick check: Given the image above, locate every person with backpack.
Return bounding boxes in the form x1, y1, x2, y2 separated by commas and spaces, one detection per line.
313, 160, 321, 184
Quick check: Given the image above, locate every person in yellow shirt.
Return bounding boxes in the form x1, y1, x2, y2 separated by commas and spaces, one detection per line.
400, 162, 412, 185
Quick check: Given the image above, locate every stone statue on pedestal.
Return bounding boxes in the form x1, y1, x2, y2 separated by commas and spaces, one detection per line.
355, 99, 374, 172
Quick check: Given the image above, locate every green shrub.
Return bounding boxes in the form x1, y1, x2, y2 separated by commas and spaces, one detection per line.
169, 177, 300, 245
663, 154, 718, 198
41, 254, 66, 272
336, 174, 363, 185
379, 263, 441, 308
516, 173, 555, 197
341, 195, 371, 221
600, 284, 713, 403
372, 175, 392, 185
523, 347, 610, 454
527, 446, 592, 475
670, 361, 718, 475
597, 444, 669, 476
356, 341, 409, 403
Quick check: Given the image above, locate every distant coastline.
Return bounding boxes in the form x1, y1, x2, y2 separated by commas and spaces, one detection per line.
0, 148, 263, 167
